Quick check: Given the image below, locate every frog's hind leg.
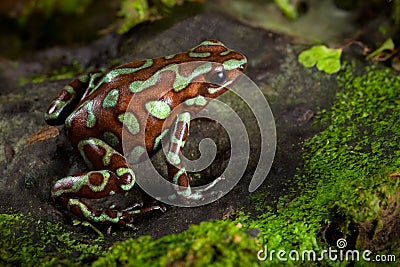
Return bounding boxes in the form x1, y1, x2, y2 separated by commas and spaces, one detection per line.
45, 71, 103, 125
51, 138, 164, 228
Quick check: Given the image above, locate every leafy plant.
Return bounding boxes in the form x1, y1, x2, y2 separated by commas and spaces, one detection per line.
274, 0, 299, 20
117, 0, 195, 34
366, 38, 396, 61
298, 45, 342, 74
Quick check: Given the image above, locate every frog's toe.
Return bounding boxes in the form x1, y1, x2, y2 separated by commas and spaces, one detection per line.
126, 224, 138, 230
159, 204, 167, 212
202, 175, 226, 192
121, 200, 144, 212
120, 204, 166, 220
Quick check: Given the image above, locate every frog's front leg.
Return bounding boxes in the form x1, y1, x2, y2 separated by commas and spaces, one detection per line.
45, 71, 103, 125
51, 138, 163, 228
166, 112, 222, 201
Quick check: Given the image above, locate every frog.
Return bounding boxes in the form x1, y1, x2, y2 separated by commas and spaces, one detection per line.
45, 40, 247, 228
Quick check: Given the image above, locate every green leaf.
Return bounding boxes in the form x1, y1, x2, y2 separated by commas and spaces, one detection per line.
366, 38, 395, 60
274, 0, 299, 20
298, 45, 342, 74
118, 0, 150, 34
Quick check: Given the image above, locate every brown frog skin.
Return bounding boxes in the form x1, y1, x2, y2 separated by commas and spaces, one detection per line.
45, 40, 247, 228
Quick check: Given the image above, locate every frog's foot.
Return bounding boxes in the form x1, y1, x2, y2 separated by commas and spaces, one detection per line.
201, 175, 225, 192
167, 175, 225, 204
51, 168, 161, 228
194, 175, 225, 199
57, 195, 164, 228
120, 200, 144, 212
122, 201, 166, 213
45, 71, 103, 125
120, 204, 166, 219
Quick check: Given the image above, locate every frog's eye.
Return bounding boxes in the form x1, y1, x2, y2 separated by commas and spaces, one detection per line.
209, 70, 227, 85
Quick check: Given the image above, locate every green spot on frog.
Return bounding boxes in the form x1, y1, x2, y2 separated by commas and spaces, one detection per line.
185, 95, 207, 106
129, 81, 144, 93
88, 72, 103, 90
88, 171, 110, 192
45, 85, 77, 122
77, 139, 94, 169
129, 74, 158, 93
78, 74, 89, 83
68, 198, 120, 223
173, 62, 213, 92
223, 58, 247, 70
89, 60, 154, 96
145, 100, 171, 120
45, 100, 65, 120
104, 60, 153, 83
118, 112, 140, 135
103, 89, 119, 108
153, 129, 169, 150
164, 54, 176, 59
207, 86, 223, 95
188, 51, 211, 58
168, 194, 177, 200
103, 131, 120, 147
178, 112, 191, 124
86, 101, 96, 128
117, 168, 136, 191
167, 151, 181, 165
102, 147, 115, 166
220, 50, 231, 56
173, 167, 186, 184
127, 146, 145, 164
195, 40, 224, 47
64, 85, 76, 95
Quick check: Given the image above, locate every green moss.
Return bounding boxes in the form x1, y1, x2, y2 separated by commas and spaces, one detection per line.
0, 213, 105, 266
236, 62, 400, 264
19, 60, 85, 86
92, 220, 259, 266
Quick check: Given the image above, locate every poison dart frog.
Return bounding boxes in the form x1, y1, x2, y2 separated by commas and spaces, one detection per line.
45, 40, 247, 228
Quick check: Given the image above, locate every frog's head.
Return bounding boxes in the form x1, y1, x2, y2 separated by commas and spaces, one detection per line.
189, 40, 247, 98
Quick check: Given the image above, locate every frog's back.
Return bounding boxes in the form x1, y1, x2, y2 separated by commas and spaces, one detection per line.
48, 40, 247, 155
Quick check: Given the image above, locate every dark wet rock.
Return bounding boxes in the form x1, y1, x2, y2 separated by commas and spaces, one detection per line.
0, 11, 338, 239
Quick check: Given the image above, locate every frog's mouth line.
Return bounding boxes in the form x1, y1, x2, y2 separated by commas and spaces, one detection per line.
206, 80, 233, 95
